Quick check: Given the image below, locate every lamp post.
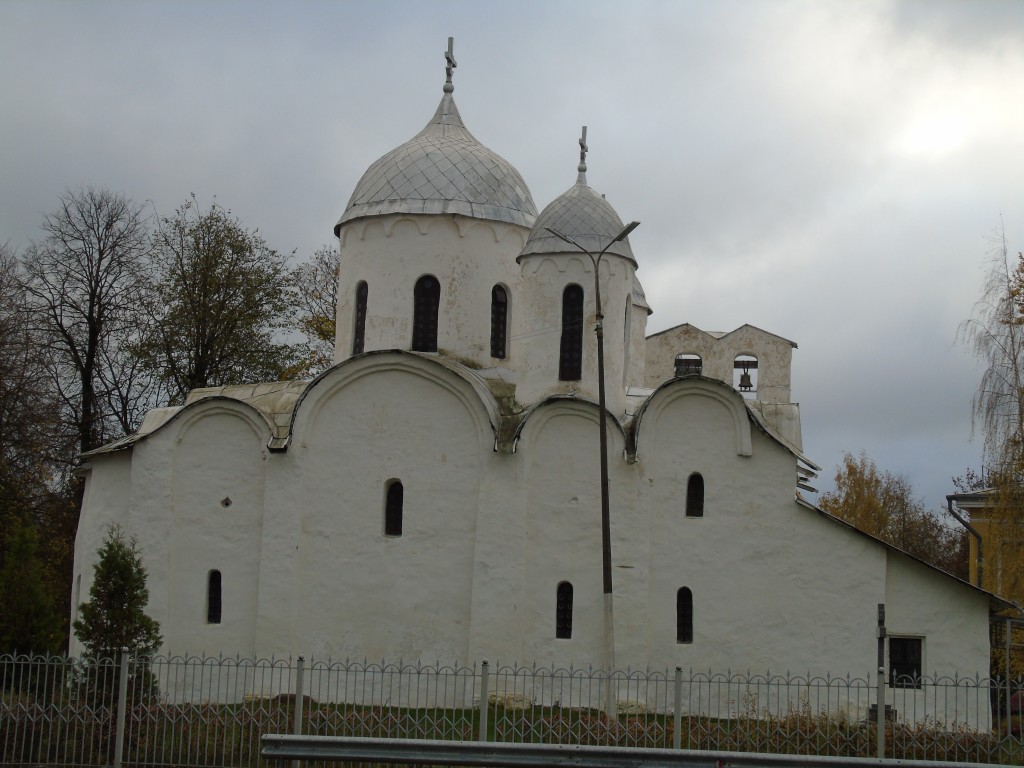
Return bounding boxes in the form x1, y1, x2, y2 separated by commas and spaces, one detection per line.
545, 220, 640, 714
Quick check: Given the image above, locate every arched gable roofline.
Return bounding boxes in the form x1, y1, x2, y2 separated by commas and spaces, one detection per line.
80, 395, 276, 459
170, 397, 274, 447
512, 394, 628, 455
633, 376, 752, 460
289, 349, 501, 451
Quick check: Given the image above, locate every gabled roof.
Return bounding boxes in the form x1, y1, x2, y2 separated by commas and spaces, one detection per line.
647, 322, 798, 348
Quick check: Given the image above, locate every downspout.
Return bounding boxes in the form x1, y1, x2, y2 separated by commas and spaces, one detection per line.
946, 495, 983, 588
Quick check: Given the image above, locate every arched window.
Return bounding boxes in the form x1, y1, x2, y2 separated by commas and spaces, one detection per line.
412, 275, 440, 352
686, 473, 704, 518
676, 587, 693, 643
207, 570, 222, 624
352, 281, 368, 355
559, 285, 584, 380
490, 285, 508, 359
675, 354, 702, 377
384, 480, 403, 537
556, 581, 574, 638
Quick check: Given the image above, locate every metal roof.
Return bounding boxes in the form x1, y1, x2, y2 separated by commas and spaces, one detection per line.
335, 91, 537, 234
518, 171, 637, 265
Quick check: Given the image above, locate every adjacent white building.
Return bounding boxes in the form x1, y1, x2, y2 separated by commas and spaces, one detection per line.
73, 43, 1004, 686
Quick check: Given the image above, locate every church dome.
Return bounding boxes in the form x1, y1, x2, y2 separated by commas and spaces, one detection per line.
335, 72, 537, 235
519, 139, 636, 266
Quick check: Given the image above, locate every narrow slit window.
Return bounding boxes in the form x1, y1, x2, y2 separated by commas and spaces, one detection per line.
556, 581, 573, 639
686, 473, 704, 517
352, 281, 368, 355
559, 285, 584, 380
490, 285, 508, 359
676, 587, 693, 643
412, 275, 440, 352
207, 570, 222, 624
385, 480, 404, 537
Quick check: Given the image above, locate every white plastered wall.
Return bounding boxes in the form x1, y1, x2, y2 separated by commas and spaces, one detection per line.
166, 406, 268, 656
284, 355, 495, 660
335, 214, 528, 368
70, 357, 992, 692
514, 253, 636, 414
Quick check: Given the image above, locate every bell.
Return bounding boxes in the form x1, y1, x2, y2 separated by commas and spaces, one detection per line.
739, 370, 753, 391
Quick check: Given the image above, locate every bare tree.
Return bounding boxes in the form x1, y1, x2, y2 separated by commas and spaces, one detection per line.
0, 244, 68, 488
958, 227, 1024, 471
21, 187, 152, 456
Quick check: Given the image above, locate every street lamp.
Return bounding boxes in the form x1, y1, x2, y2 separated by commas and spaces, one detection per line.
545, 220, 640, 701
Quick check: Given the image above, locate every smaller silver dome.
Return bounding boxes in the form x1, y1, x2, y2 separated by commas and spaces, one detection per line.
335, 92, 537, 234
519, 172, 636, 266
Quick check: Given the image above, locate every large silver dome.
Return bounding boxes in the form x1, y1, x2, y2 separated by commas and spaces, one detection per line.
335, 92, 537, 235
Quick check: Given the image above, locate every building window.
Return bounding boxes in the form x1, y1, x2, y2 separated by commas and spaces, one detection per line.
889, 637, 923, 688
490, 285, 508, 359
412, 275, 440, 352
207, 570, 222, 624
556, 581, 573, 639
352, 281, 368, 355
686, 473, 704, 517
674, 354, 702, 377
676, 587, 693, 643
384, 480, 403, 537
559, 285, 584, 380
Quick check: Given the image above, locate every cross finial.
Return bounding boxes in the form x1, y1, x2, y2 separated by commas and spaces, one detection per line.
577, 126, 593, 184
444, 37, 457, 94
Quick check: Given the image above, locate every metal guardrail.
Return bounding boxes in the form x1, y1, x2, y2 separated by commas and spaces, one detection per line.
259, 735, 1000, 768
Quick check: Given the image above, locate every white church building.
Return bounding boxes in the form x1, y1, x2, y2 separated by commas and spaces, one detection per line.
73, 42, 1003, 681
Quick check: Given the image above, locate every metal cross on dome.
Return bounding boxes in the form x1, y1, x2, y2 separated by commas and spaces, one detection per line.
578, 125, 588, 173
444, 37, 457, 92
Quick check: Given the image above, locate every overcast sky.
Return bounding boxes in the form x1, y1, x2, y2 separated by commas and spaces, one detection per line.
2, 0, 1023, 511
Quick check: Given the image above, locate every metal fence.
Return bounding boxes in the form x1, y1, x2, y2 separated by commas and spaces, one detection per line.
2, 653, 1023, 767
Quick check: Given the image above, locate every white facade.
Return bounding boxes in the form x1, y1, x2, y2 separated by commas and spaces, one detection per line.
73, 48, 999, 686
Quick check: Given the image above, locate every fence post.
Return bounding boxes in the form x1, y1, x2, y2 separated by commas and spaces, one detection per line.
292, 655, 305, 768
113, 648, 129, 768
1007, 618, 1013, 741
672, 666, 682, 750
478, 660, 490, 741
876, 603, 886, 760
